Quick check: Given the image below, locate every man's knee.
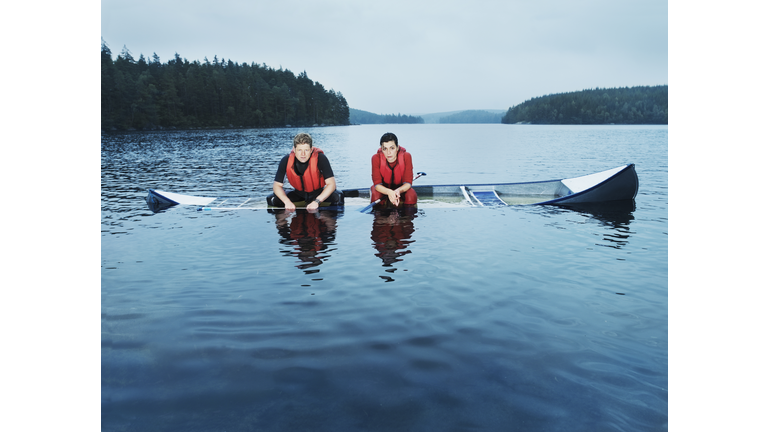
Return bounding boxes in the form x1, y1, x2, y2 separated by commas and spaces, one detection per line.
328, 190, 345, 205
266, 193, 283, 207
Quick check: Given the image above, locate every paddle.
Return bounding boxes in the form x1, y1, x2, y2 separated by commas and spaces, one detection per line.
358, 171, 426, 213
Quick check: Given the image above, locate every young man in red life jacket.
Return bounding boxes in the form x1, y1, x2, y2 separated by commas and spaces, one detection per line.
267, 132, 344, 211
371, 132, 417, 208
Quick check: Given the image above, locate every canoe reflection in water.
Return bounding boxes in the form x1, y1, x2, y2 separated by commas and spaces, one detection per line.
547, 200, 637, 249
371, 207, 419, 280
269, 209, 339, 273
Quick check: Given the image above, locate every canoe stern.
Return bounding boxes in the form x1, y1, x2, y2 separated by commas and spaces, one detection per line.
541, 164, 638, 205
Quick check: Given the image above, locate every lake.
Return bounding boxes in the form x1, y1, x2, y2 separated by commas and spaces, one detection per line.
102, 124, 668, 431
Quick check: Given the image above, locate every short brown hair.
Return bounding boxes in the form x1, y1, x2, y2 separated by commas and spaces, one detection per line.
293, 133, 313, 147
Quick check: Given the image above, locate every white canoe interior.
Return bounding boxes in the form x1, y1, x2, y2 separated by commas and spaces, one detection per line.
561, 165, 627, 194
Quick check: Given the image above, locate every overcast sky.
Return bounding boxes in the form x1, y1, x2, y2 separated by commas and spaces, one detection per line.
101, 0, 667, 115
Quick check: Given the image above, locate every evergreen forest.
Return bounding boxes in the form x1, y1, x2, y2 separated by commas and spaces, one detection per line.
101, 41, 350, 131
501, 85, 667, 125
349, 109, 424, 124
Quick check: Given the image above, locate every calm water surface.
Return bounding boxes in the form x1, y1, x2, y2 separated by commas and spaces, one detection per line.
102, 124, 668, 431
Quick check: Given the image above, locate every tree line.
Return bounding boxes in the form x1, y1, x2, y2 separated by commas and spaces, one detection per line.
349, 108, 424, 124
101, 40, 350, 131
501, 85, 668, 125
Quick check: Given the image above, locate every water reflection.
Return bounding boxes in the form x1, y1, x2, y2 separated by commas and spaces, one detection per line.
561, 200, 636, 227
270, 209, 339, 273
549, 200, 636, 249
371, 208, 418, 279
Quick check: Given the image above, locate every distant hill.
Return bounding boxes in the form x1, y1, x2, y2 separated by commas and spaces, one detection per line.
415, 111, 461, 124
502, 85, 667, 125
349, 108, 424, 124
439, 110, 504, 124
410, 110, 505, 124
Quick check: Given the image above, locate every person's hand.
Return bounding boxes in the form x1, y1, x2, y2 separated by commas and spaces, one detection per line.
387, 189, 401, 206
306, 200, 319, 211
284, 201, 296, 212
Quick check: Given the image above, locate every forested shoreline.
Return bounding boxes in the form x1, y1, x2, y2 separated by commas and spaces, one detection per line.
501, 85, 667, 125
349, 108, 424, 124
101, 41, 350, 131
101, 39, 666, 130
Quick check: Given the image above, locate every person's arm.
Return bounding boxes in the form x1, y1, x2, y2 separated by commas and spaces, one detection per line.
273, 155, 296, 211
395, 152, 413, 194
307, 154, 336, 210
371, 154, 382, 187
273, 181, 296, 211
306, 177, 336, 211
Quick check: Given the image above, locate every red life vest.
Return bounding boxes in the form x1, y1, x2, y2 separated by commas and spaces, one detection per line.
377, 146, 408, 188
286, 147, 325, 192
290, 212, 324, 253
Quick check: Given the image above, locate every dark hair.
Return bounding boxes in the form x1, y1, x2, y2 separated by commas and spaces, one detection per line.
379, 132, 398, 146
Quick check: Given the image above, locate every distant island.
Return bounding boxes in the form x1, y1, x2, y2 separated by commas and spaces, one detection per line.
501, 85, 667, 125
349, 109, 424, 125
101, 41, 350, 131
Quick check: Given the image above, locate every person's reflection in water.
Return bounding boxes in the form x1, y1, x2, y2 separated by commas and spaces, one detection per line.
270, 208, 339, 273
371, 207, 418, 281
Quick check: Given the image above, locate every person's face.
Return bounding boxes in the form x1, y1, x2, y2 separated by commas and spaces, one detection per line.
381, 141, 398, 163
294, 143, 312, 163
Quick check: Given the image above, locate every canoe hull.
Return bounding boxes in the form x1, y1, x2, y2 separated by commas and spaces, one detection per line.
542, 163, 638, 205
342, 164, 639, 206
146, 164, 638, 211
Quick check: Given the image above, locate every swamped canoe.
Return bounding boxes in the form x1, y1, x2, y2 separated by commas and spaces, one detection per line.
145, 164, 638, 211
342, 163, 638, 206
